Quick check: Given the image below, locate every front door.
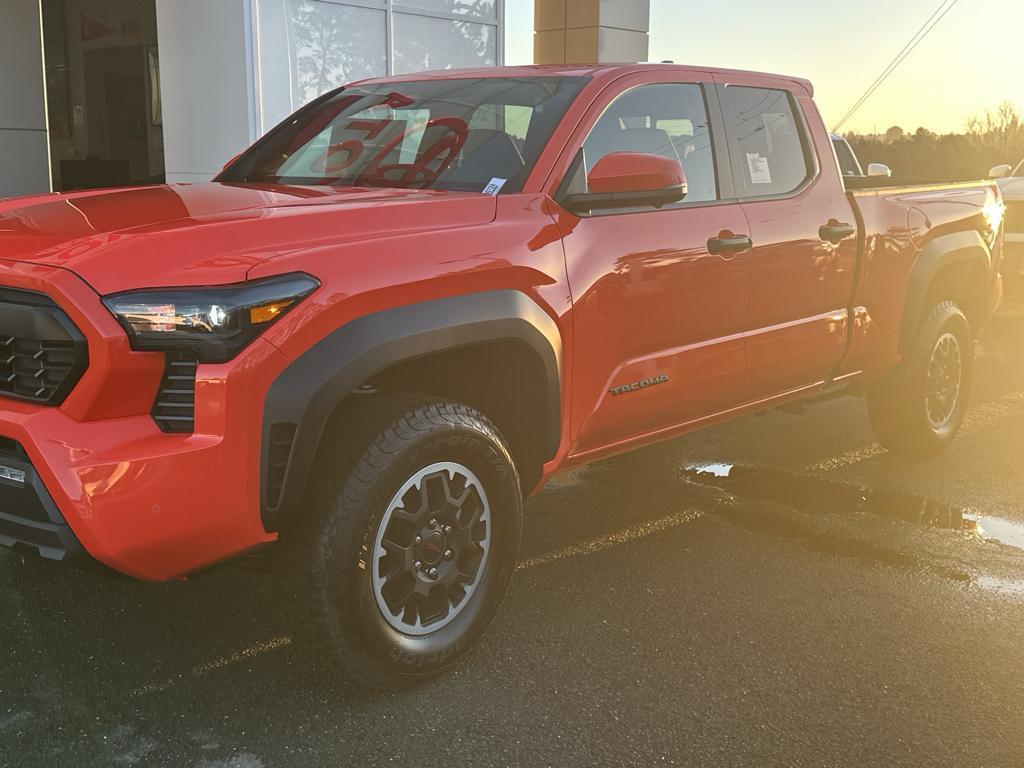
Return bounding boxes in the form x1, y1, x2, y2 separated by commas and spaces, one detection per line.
555, 78, 753, 457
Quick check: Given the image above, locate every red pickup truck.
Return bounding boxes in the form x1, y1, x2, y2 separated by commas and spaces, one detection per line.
0, 64, 1004, 687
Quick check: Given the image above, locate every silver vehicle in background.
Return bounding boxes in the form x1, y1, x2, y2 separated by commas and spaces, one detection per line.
831, 134, 892, 179
832, 134, 864, 177
991, 159, 1024, 293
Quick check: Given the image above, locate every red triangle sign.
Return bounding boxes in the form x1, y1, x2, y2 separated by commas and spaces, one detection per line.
81, 13, 116, 42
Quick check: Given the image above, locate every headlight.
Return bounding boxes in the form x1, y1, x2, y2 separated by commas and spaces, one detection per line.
102, 273, 319, 363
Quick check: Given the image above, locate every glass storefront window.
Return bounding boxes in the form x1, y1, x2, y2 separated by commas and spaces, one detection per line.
258, 0, 504, 125
393, 14, 497, 74
395, 0, 498, 19
284, 0, 388, 108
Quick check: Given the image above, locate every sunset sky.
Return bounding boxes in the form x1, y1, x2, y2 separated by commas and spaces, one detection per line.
505, 0, 1023, 135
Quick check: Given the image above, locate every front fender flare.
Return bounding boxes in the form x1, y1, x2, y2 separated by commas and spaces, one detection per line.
260, 290, 563, 532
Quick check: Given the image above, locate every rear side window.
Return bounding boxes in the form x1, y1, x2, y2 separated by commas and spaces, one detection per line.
722, 86, 811, 198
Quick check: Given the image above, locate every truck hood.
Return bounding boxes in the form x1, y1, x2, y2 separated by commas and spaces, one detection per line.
0, 183, 497, 294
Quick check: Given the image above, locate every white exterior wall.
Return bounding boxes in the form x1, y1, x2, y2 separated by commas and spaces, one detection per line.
155, 0, 260, 183
0, 0, 51, 197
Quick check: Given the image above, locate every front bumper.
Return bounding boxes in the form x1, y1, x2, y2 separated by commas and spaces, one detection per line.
0, 436, 90, 564
0, 260, 290, 580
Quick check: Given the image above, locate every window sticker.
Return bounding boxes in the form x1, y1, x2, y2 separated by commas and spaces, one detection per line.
482, 178, 507, 195
746, 153, 772, 185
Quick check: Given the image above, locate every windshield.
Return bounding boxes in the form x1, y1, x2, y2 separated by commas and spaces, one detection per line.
220, 77, 588, 194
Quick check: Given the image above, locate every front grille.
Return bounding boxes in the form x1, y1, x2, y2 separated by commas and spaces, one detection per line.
0, 337, 77, 401
0, 288, 87, 405
152, 353, 198, 432
0, 436, 27, 459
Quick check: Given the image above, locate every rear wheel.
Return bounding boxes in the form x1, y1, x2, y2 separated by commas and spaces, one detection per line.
281, 394, 522, 689
867, 300, 973, 457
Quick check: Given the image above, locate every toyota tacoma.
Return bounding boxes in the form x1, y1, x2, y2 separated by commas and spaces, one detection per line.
0, 64, 1004, 687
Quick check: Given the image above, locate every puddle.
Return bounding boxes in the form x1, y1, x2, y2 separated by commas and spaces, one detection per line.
967, 516, 1024, 551
974, 575, 1024, 597
683, 462, 1024, 552
715, 501, 972, 582
689, 462, 734, 478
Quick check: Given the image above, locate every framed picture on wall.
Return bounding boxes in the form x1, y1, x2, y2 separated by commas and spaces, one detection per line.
148, 46, 162, 126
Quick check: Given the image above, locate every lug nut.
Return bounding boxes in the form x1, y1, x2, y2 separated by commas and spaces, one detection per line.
428, 518, 438, 528
414, 561, 422, 571
428, 567, 439, 579
414, 535, 423, 545
443, 549, 454, 561
443, 525, 453, 535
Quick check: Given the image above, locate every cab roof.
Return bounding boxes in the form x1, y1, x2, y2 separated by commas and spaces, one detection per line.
354, 63, 815, 97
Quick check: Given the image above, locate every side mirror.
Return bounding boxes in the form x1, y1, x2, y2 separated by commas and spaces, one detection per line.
562, 152, 687, 213
867, 163, 892, 178
989, 164, 1013, 179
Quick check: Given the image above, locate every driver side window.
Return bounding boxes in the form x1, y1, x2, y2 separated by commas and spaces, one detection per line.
569, 83, 718, 204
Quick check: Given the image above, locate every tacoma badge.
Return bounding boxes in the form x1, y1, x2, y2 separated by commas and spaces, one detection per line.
610, 374, 669, 396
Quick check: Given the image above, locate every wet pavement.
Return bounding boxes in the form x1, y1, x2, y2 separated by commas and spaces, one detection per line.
4, 305, 1024, 767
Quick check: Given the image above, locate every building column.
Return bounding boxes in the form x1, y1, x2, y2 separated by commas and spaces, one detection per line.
0, 0, 51, 198
534, 0, 650, 65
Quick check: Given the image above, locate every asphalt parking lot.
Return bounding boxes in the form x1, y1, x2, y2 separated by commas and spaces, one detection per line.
4, 304, 1024, 768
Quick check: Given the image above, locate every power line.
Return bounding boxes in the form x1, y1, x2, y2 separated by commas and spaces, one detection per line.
833, 0, 961, 132
834, 0, 952, 130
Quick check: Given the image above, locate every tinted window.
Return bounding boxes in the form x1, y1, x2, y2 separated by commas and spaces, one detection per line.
572, 83, 718, 204
723, 86, 811, 198
221, 77, 587, 194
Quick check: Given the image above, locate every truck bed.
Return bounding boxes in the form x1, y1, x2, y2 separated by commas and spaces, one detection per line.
841, 179, 1003, 376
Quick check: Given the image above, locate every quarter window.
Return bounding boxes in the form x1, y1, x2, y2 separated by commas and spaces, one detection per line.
569, 83, 718, 205
723, 86, 811, 198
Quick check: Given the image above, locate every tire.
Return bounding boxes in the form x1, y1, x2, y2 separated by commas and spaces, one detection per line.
280, 393, 522, 689
867, 300, 973, 457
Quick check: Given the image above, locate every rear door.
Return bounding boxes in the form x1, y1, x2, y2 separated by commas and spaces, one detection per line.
551, 73, 753, 457
715, 77, 859, 401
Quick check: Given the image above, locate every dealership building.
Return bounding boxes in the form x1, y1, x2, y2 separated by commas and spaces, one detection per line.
1, 0, 649, 198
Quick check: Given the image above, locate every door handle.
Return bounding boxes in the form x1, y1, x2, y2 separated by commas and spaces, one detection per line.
819, 222, 856, 243
707, 235, 753, 255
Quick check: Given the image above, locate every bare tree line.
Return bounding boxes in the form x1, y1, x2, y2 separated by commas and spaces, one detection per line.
846, 101, 1023, 181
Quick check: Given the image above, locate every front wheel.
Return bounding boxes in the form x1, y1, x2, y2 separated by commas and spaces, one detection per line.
282, 394, 522, 689
867, 300, 973, 457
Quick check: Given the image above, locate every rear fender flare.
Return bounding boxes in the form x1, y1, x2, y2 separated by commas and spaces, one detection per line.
901, 229, 991, 352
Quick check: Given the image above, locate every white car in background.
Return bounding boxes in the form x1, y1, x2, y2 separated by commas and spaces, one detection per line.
991, 160, 1024, 294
